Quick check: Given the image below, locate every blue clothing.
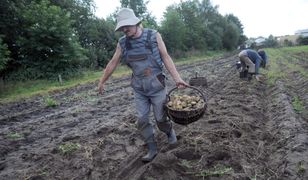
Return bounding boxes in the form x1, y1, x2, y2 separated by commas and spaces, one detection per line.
258, 50, 268, 67
119, 28, 172, 143
134, 88, 169, 143
245, 49, 264, 74
119, 28, 164, 72
119, 28, 164, 95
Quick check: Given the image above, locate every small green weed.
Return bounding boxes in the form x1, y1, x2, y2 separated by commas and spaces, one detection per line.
44, 97, 58, 107
58, 143, 81, 155
37, 167, 49, 177
179, 159, 193, 169
250, 175, 257, 180
297, 161, 305, 175
195, 166, 233, 178
7, 132, 24, 140
145, 177, 156, 180
292, 96, 303, 113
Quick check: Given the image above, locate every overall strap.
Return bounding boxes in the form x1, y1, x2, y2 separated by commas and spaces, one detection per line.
124, 29, 153, 51
145, 29, 153, 53
125, 37, 132, 50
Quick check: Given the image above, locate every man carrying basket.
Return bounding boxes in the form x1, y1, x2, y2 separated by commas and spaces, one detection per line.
98, 8, 188, 162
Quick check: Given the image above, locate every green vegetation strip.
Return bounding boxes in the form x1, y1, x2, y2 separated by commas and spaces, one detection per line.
3, 45, 307, 104
0, 52, 223, 103
186, 166, 233, 177
262, 46, 308, 85
0, 68, 128, 103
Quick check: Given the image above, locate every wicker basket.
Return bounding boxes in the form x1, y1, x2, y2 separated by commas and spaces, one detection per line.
165, 86, 207, 125
189, 72, 207, 87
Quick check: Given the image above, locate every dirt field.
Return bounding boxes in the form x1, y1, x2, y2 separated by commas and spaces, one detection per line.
0, 53, 307, 180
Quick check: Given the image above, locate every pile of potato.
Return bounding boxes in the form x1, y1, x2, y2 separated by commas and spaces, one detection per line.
167, 94, 205, 111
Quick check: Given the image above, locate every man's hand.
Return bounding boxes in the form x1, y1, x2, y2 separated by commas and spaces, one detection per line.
176, 78, 189, 89
98, 82, 105, 94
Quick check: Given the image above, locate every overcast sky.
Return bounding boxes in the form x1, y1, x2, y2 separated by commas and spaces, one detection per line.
93, 0, 308, 38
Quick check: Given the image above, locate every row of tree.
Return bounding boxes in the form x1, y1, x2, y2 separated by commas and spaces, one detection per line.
0, 0, 246, 81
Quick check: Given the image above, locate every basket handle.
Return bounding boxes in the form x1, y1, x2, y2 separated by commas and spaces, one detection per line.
167, 85, 206, 102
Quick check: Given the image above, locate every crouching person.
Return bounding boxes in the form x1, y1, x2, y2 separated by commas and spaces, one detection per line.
238, 49, 268, 81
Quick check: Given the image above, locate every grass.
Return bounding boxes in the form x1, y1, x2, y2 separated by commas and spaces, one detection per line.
7, 132, 24, 140
0, 52, 224, 103
292, 96, 304, 113
250, 175, 257, 180
1, 46, 307, 103
263, 45, 308, 85
144, 177, 156, 180
179, 159, 193, 169
194, 166, 233, 178
0, 67, 131, 104
44, 97, 58, 107
58, 142, 81, 155
296, 161, 305, 175
175, 50, 226, 65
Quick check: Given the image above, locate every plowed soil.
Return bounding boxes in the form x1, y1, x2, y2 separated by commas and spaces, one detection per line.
0, 53, 307, 180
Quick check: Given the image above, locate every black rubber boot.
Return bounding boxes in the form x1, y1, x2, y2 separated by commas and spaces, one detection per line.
141, 142, 157, 162
167, 129, 177, 144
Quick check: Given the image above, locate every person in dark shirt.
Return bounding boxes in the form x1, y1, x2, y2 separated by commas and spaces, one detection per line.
238, 49, 268, 81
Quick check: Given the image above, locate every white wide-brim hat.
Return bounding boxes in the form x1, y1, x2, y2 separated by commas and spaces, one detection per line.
115, 8, 141, 31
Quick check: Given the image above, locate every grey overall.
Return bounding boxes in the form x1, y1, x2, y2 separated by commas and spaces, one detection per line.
120, 29, 172, 143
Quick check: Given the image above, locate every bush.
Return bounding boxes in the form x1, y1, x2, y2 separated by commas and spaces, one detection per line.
0, 36, 10, 72
13, 0, 87, 80
297, 36, 308, 45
